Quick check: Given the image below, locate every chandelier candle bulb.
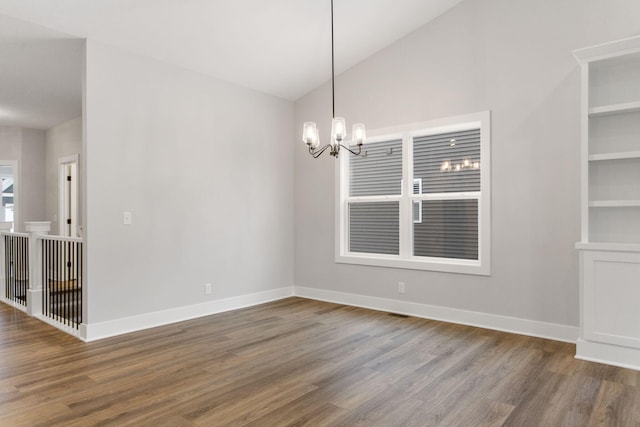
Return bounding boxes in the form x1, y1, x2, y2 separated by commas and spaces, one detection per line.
302, 122, 319, 148
352, 123, 366, 145
331, 117, 346, 142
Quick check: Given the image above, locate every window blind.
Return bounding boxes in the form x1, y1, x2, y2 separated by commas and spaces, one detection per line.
349, 202, 399, 255
413, 129, 480, 194
349, 139, 402, 196
413, 199, 478, 260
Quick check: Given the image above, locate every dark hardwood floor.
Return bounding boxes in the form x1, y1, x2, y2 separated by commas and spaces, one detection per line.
0, 297, 638, 426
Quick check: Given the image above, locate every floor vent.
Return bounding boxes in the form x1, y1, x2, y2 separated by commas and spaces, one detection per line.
388, 312, 410, 318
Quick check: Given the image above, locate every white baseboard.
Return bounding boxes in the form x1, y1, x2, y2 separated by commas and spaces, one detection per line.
576, 339, 640, 371
295, 286, 579, 344
0, 296, 28, 314
4, 284, 579, 346
81, 286, 294, 342
35, 314, 82, 339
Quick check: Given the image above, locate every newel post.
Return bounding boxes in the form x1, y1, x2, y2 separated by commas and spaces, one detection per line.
25, 221, 50, 317
0, 222, 11, 300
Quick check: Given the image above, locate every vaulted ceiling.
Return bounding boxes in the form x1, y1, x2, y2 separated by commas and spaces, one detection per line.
0, 0, 464, 129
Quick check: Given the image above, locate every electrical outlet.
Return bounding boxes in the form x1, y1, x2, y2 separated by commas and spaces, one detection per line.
204, 283, 212, 295
398, 282, 405, 294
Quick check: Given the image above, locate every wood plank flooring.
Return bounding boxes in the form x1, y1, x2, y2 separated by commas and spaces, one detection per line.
0, 297, 638, 426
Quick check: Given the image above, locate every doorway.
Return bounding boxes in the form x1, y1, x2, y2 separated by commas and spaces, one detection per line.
0, 161, 18, 232
59, 155, 78, 237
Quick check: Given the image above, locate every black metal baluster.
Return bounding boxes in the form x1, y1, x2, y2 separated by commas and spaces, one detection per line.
17, 236, 21, 304
20, 236, 25, 305
70, 241, 73, 326
5, 237, 9, 301
57, 240, 61, 321
46, 239, 50, 318
24, 236, 27, 306
73, 241, 76, 327
11, 236, 15, 302
45, 239, 48, 317
25, 236, 29, 306
55, 239, 58, 321
42, 240, 45, 317
4, 237, 8, 301
24, 236, 27, 305
49, 239, 52, 318
75, 242, 79, 328
79, 241, 83, 327
66, 240, 69, 325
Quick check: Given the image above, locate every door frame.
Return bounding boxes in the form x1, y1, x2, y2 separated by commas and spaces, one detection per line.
58, 154, 79, 237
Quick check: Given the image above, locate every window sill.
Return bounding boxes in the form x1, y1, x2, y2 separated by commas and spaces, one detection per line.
335, 253, 490, 276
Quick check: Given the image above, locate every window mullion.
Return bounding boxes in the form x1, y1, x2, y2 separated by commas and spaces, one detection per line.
411, 192, 481, 201
338, 153, 348, 257
399, 134, 412, 259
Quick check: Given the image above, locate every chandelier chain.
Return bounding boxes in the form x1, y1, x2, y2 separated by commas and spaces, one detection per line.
331, 0, 335, 119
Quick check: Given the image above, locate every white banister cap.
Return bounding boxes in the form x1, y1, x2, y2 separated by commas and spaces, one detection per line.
25, 221, 52, 234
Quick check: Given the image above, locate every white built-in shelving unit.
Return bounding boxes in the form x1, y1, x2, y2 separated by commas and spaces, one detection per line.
574, 35, 640, 371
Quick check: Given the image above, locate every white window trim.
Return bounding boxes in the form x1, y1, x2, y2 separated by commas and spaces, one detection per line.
335, 111, 491, 276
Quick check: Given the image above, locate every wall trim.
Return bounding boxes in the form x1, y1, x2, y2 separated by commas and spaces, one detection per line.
9, 285, 580, 346
295, 286, 579, 344
0, 296, 28, 314
81, 286, 294, 342
576, 339, 640, 371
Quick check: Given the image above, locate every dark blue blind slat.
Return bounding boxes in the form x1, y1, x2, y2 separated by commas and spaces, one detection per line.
349, 139, 402, 196
414, 129, 481, 194
413, 199, 478, 260
349, 202, 399, 255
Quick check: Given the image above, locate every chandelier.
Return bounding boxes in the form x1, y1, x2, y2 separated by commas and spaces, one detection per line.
302, 0, 366, 158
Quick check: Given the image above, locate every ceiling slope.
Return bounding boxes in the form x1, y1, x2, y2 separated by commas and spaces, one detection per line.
0, 0, 464, 100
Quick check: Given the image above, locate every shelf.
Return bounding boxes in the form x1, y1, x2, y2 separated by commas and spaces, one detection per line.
576, 241, 640, 253
589, 151, 640, 161
573, 36, 640, 64
589, 200, 640, 208
589, 101, 640, 117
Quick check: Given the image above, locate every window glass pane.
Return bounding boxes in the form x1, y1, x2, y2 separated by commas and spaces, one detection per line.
413, 129, 480, 194
349, 202, 399, 255
349, 139, 402, 196
413, 199, 478, 260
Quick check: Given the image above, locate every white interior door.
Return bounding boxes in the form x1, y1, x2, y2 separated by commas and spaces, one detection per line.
59, 156, 78, 237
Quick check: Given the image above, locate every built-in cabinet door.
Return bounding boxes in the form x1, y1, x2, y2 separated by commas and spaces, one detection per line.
581, 249, 640, 349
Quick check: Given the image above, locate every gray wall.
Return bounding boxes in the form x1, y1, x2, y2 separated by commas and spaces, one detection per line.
45, 117, 83, 235
0, 126, 46, 231
0, 127, 21, 159
294, 0, 640, 327
85, 41, 294, 324
19, 128, 46, 224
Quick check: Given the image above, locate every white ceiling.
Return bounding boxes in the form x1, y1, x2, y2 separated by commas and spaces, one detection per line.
0, 0, 463, 129
0, 14, 83, 129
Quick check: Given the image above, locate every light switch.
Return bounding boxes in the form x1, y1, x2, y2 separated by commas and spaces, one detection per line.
123, 211, 132, 225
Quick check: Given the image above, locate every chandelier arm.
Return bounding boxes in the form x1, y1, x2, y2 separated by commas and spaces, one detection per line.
309, 144, 333, 158
339, 144, 362, 156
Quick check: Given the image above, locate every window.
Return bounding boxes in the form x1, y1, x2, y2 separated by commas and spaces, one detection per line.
336, 111, 490, 275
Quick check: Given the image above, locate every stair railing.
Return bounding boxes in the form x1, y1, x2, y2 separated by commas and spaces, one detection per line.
0, 222, 84, 335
